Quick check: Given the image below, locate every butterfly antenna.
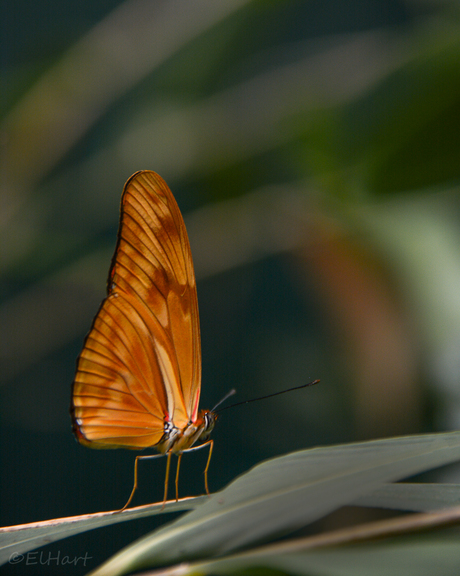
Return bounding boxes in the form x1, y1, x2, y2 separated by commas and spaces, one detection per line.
216, 379, 320, 413
211, 389, 237, 412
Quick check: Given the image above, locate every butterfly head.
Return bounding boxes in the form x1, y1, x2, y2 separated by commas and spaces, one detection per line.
197, 409, 217, 442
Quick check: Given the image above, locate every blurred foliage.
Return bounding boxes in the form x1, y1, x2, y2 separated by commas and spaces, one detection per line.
2, 0, 460, 573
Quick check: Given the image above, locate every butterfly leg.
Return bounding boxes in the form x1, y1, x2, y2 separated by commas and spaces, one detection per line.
203, 440, 214, 495
175, 453, 183, 502
119, 454, 142, 512
183, 440, 214, 496
118, 453, 165, 513
162, 450, 173, 508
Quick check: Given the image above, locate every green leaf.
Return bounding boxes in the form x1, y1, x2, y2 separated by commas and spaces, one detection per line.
88, 431, 460, 575
354, 483, 460, 512
193, 535, 460, 576
0, 498, 203, 567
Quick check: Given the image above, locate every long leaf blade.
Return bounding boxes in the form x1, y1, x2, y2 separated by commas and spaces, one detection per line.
89, 431, 460, 575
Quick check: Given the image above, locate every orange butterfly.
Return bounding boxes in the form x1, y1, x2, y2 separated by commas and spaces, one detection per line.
70, 171, 216, 510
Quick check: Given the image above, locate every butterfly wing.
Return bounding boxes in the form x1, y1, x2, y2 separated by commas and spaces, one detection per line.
71, 171, 201, 449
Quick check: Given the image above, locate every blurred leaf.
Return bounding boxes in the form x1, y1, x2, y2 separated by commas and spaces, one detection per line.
366, 33, 460, 194
88, 431, 460, 575
6, 433, 460, 572
1, 0, 253, 217
354, 482, 460, 512
186, 534, 460, 576
0, 498, 203, 567
306, 26, 460, 196
354, 193, 460, 353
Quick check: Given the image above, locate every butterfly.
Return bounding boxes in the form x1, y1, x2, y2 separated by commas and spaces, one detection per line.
70, 170, 216, 510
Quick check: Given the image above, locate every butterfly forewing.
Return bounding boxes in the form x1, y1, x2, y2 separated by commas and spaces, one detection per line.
71, 171, 201, 449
